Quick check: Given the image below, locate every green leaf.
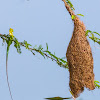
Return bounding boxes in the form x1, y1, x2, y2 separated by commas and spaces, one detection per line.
77, 14, 84, 17
59, 58, 67, 64
13, 37, 22, 54
66, 0, 75, 10
31, 50, 35, 55
94, 80, 100, 88
46, 43, 48, 51
71, 15, 75, 20
93, 31, 100, 36
45, 96, 72, 100
39, 50, 45, 58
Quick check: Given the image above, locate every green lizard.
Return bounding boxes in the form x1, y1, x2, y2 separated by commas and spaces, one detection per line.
6, 28, 14, 100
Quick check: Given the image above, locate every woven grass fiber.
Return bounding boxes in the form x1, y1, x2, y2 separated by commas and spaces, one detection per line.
66, 16, 95, 98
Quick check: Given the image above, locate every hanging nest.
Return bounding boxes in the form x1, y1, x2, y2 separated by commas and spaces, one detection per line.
66, 16, 95, 98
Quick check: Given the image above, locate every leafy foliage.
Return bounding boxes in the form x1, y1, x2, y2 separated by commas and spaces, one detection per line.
0, 33, 68, 69
94, 80, 100, 88
86, 30, 100, 45
45, 96, 72, 100
65, 0, 84, 19
65, 0, 75, 10
77, 14, 84, 17
71, 14, 84, 20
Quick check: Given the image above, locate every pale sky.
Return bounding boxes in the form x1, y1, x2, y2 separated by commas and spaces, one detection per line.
0, 0, 100, 100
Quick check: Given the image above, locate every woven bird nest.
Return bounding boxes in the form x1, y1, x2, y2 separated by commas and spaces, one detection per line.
66, 16, 95, 98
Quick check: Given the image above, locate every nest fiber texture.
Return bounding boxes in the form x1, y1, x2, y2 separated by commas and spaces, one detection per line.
66, 17, 95, 98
